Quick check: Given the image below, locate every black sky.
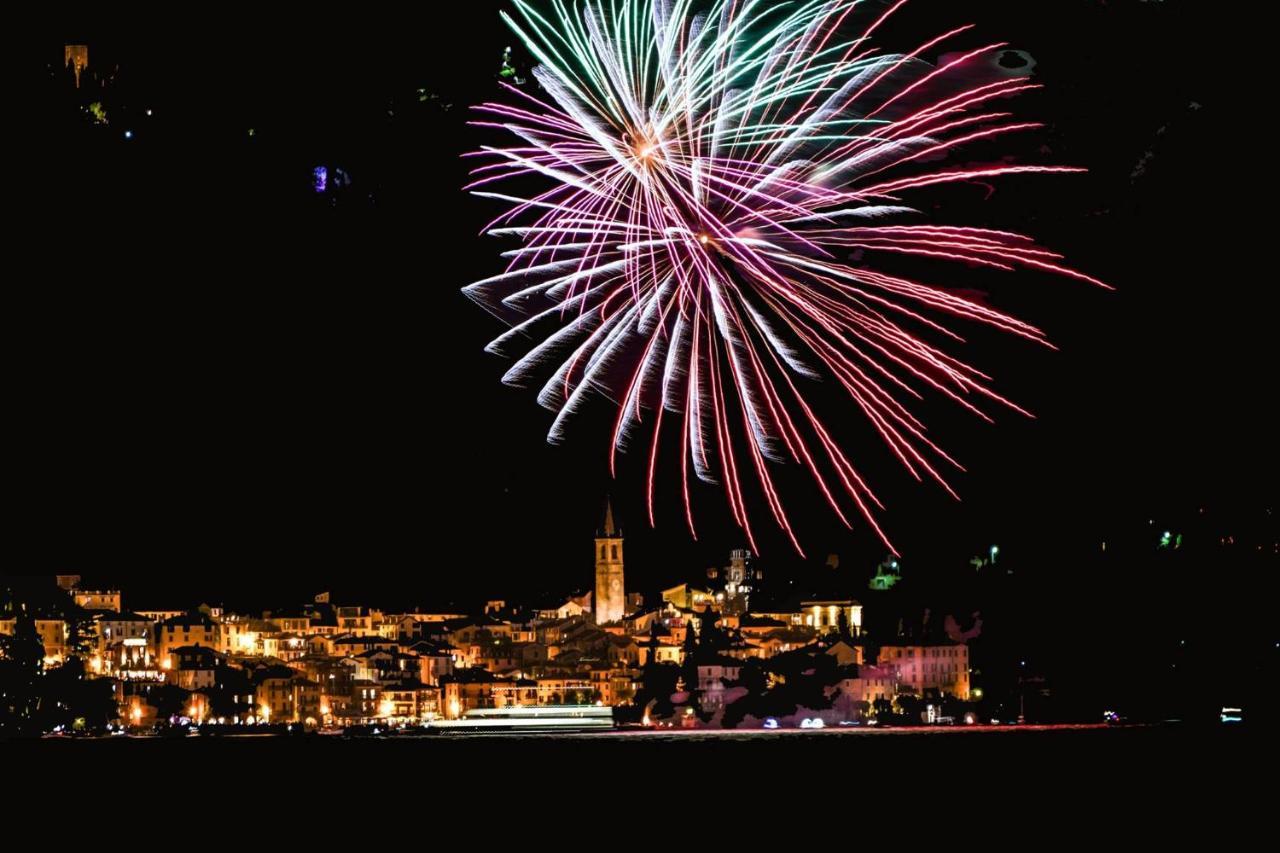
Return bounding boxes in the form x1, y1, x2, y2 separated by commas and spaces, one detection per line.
23, 1, 1275, 611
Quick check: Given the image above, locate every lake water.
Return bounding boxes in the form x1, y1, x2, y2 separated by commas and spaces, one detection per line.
8, 723, 1265, 827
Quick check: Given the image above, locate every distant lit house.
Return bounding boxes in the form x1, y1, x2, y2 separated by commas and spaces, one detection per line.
622, 608, 661, 636
799, 599, 863, 636
441, 669, 502, 718
353, 649, 422, 684
328, 680, 382, 725
156, 614, 221, 666
590, 665, 636, 707
606, 635, 641, 667
291, 654, 357, 703
662, 584, 717, 611
167, 645, 223, 691
74, 589, 122, 613
263, 633, 309, 662
331, 634, 399, 659
750, 631, 812, 658
266, 612, 312, 635
402, 640, 457, 685
220, 616, 274, 656
336, 606, 380, 636
879, 644, 971, 700
254, 667, 322, 726
137, 610, 185, 626
105, 637, 162, 681
534, 677, 595, 705
378, 684, 441, 722
825, 640, 865, 667
492, 679, 540, 710
637, 635, 682, 666
94, 612, 154, 656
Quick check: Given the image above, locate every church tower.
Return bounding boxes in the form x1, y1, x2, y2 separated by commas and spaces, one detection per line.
594, 499, 625, 625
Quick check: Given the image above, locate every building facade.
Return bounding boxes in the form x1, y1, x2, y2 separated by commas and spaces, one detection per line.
879, 644, 971, 700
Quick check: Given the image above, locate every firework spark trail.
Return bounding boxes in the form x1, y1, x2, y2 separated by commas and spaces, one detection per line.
464, 0, 1106, 555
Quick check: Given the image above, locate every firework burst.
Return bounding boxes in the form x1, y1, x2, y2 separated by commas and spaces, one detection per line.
463, 0, 1107, 555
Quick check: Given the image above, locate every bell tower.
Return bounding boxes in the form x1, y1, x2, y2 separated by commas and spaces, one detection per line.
594, 499, 626, 624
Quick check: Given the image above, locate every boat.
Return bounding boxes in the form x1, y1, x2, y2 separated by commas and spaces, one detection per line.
423, 705, 615, 734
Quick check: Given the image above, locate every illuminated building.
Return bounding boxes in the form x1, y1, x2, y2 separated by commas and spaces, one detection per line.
533, 677, 596, 705
636, 634, 682, 666
440, 669, 521, 718
606, 635, 641, 667
263, 633, 309, 662
352, 649, 422, 683
336, 606, 380, 636
56, 575, 83, 591
156, 614, 221, 663
451, 616, 516, 646
331, 634, 400, 659
266, 613, 312, 634
137, 610, 185, 625
399, 640, 456, 685
108, 637, 162, 682
707, 549, 762, 616
621, 608, 661, 636
254, 667, 322, 726
594, 500, 626, 625
166, 645, 223, 691
385, 611, 470, 634
748, 631, 812, 658
800, 599, 863, 636
219, 616, 274, 656
737, 614, 789, 640
661, 584, 717, 611
74, 589, 122, 612
825, 640, 865, 667
378, 685, 441, 722
64, 46, 89, 88
94, 612, 154, 657
879, 644, 971, 700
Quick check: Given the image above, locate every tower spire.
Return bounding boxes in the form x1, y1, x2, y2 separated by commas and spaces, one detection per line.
602, 497, 618, 538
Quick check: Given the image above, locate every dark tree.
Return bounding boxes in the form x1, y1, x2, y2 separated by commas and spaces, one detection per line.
0, 610, 46, 736
837, 609, 852, 643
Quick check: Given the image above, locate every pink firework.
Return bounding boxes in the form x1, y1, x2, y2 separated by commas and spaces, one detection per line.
463, 0, 1107, 556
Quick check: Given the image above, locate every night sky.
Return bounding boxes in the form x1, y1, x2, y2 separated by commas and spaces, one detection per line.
23, 2, 1274, 617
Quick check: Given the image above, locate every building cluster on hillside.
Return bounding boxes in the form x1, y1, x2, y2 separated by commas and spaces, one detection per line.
1, 505, 973, 730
